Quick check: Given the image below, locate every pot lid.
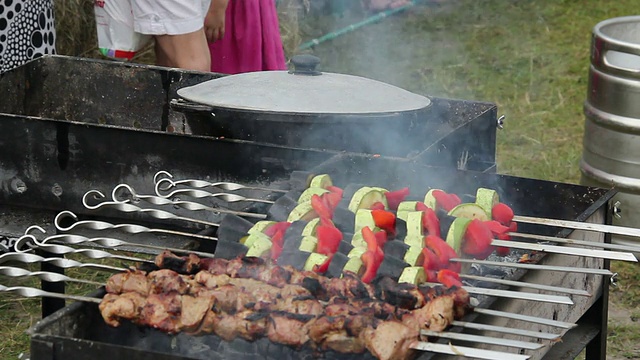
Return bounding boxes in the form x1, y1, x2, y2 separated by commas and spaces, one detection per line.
177, 55, 431, 115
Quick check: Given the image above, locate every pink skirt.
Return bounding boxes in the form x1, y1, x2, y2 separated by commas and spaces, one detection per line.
209, 0, 287, 74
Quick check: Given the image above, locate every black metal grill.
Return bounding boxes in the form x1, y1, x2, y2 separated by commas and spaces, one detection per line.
0, 55, 615, 360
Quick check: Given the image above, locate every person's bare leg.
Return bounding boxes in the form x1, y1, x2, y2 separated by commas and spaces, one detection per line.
154, 28, 211, 72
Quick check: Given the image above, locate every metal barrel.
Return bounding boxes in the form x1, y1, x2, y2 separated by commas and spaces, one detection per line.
581, 16, 640, 248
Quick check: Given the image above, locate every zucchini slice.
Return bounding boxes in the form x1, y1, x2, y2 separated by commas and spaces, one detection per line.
309, 174, 333, 189
245, 236, 272, 257
405, 211, 424, 237
347, 247, 366, 259
243, 232, 272, 248
247, 220, 277, 235
403, 246, 424, 266
298, 236, 318, 253
403, 234, 424, 248
301, 218, 322, 237
423, 189, 441, 209
287, 202, 318, 222
354, 209, 376, 233
446, 217, 472, 254
348, 187, 388, 212
396, 201, 419, 221
476, 188, 500, 214
304, 253, 329, 271
448, 203, 490, 221
398, 266, 427, 285
298, 187, 330, 204
342, 256, 364, 276
281, 221, 308, 250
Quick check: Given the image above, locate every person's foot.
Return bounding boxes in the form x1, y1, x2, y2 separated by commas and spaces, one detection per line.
364, 0, 411, 11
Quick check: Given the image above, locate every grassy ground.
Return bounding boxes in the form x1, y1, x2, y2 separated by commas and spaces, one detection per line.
1, 0, 639, 359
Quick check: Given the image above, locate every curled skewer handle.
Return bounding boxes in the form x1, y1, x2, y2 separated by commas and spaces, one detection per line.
0, 284, 102, 304
0, 266, 103, 286
55, 210, 218, 242
81, 191, 219, 227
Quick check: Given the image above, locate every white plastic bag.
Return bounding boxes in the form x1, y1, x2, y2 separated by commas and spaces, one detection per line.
94, 0, 151, 60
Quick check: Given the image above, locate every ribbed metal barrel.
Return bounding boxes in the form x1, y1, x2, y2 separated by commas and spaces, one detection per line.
581, 16, 640, 248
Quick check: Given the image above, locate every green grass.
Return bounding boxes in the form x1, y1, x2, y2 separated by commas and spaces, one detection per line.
2, 0, 640, 358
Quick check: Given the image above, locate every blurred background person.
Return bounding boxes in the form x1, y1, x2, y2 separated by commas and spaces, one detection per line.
208, 0, 287, 74
0, 0, 56, 73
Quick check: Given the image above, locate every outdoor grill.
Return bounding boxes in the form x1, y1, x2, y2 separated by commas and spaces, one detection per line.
0, 55, 626, 360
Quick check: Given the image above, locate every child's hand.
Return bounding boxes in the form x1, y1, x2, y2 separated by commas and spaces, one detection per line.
205, 0, 229, 42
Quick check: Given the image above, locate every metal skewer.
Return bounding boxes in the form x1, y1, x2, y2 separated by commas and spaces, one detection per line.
13, 235, 154, 264
491, 239, 637, 262
514, 214, 640, 239
459, 274, 590, 296
0, 252, 127, 272
83, 190, 220, 227
510, 231, 640, 253
451, 258, 613, 276
0, 266, 104, 286
411, 341, 529, 360
109, 184, 266, 219
0, 284, 102, 304
54, 211, 218, 243
36, 233, 215, 259
450, 320, 561, 340
154, 170, 288, 193
473, 308, 576, 329
154, 185, 275, 205
420, 329, 543, 350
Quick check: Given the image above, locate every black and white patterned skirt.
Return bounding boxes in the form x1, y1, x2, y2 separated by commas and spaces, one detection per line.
0, 0, 56, 73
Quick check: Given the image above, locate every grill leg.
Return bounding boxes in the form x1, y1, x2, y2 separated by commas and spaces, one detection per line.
36, 248, 66, 318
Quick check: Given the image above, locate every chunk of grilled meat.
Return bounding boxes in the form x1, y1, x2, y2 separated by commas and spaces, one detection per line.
155, 250, 201, 274
266, 311, 314, 349
148, 269, 194, 294
361, 320, 419, 360
105, 269, 149, 296
99, 292, 146, 327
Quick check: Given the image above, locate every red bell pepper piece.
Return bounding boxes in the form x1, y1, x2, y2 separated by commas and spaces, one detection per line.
322, 191, 342, 210
311, 194, 333, 220
492, 203, 514, 226
496, 221, 518, 256
270, 242, 283, 261
424, 235, 461, 273
426, 270, 438, 283
371, 209, 396, 237
415, 202, 428, 212
362, 226, 384, 260
264, 221, 291, 238
374, 229, 388, 248
369, 201, 386, 211
421, 208, 441, 238
361, 250, 382, 284
483, 220, 510, 256
422, 247, 442, 271
463, 219, 495, 259
313, 254, 333, 274
437, 269, 462, 288
432, 190, 461, 212
384, 187, 410, 211
316, 225, 343, 255
326, 185, 344, 198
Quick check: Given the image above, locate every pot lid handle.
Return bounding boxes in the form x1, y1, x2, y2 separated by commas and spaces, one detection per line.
289, 54, 322, 76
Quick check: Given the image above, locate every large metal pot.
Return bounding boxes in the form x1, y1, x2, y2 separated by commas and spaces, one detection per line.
172, 55, 432, 157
